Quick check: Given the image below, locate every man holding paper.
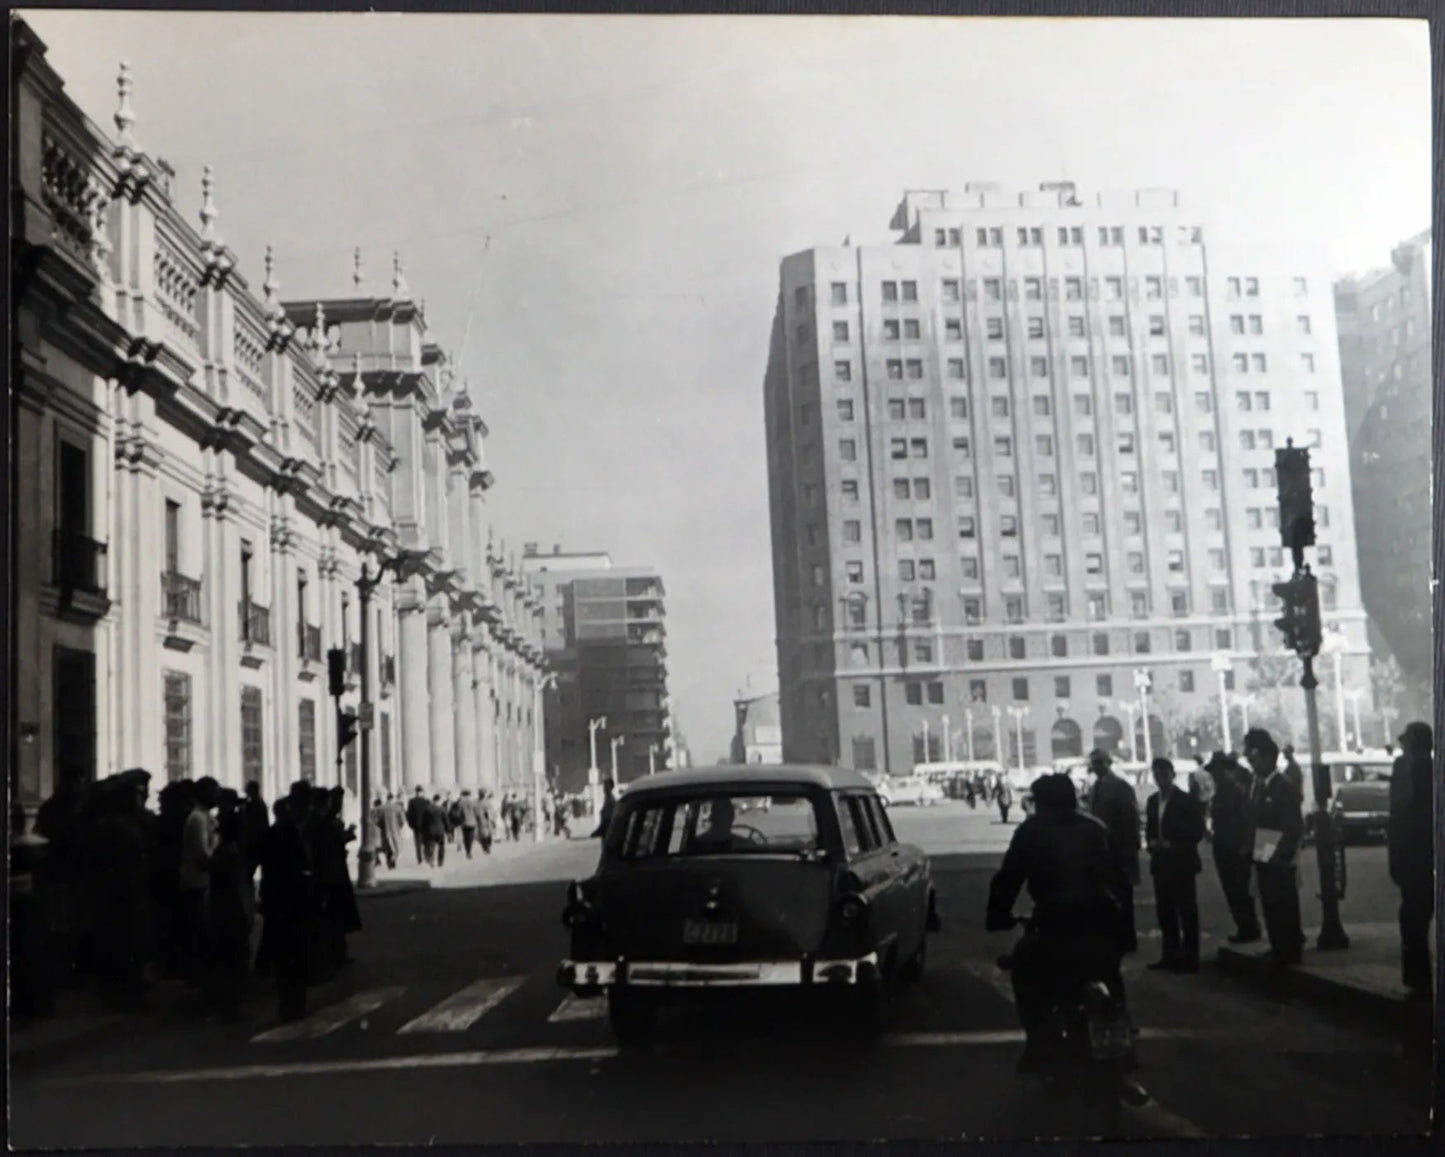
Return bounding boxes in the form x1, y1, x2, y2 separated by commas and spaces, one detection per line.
1243, 728, 1305, 966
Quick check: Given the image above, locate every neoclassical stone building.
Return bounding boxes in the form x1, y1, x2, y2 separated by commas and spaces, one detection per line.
11, 23, 546, 809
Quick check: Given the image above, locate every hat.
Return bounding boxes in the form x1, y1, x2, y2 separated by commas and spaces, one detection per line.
114, 768, 152, 790
1400, 721, 1433, 752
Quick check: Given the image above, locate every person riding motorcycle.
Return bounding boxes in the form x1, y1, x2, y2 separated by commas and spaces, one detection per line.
986, 772, 1134, 1076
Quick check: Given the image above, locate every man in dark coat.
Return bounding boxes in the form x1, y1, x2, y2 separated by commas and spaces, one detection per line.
1244, 728, 1305, 967
1086, 749, 1141, 953
1205, 752, 1262, 944
1145, 757, 1208, 973
405, 787, 429, 865
457, 790, 483, 859
241, 781, 270, 878
1388, 722, 1434, 996
83, 770, 153, 1011
424, 794, 448, 867
592, 779, 617, 839
260, 781, 316, 1022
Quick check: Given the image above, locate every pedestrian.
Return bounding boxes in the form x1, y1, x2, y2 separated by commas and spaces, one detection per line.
1388, 722, 1434, 998
478, 791, 495, 854
1086, 749, 1141, 954
10, 798, 55, 1019
204, 806, 254, 1021
1145, 757, 1207, 973
447, 794, 465, 848
179, 776, 221, 987
592, 779, 617, 839
241, 781, 270, 879
82, 769, 153, 1011
1243, 728, 1305, 967
260, 782, 316, 1023
1204, 752, 1262, 944
509, 795, 524, 842
382, 793, 404, 869
424, 794, 448, 867
34, 771, 90, 987
457, 790, 482, 859
405, 786, 429, 864
1281, 745, 1304, 798
996, 777, 1014, 824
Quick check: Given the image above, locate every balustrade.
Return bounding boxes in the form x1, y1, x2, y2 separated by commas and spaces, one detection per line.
154, 239, 201, 355
54, 529, 108, 593
239, 599, 272, 647
299, 622, 322, 662
160, 570, 203, 624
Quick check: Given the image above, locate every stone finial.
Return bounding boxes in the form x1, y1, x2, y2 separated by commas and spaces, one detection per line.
353, 247, 364, 291
199, 164, 219, 246
310, 302, 329, 358
262, 245, 283, 321
392, 251, 411, 299
353, 350, 366, 391
115, 61, 137, 149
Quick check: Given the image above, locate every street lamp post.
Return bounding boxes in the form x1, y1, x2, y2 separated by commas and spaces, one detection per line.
989, 705, 1002, 766
532, 671, 557, 845
354, 554, 401, 891
921, 719, 930, 767
963, 708, 975, 762
1006, 706, 1028, 772
1118, 700, 1140, 763
587, 715, 607, 816
1326, 629, 1348, 752
610, 734, 626, 784
1134, 669, 1153, 766
1235, 693, 1251, 737
1345, 690, 1364, 752
648, 743, 657, 776
1211, 652, 1233, 753
942, 714, 952, 764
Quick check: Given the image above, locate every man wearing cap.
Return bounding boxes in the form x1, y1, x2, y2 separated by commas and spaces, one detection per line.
1086, 749, 1141, 954
1145, 757, 1207, 973
1388, 722, 1434, 997
1243, 728, 1304, 967
1204, 751, 1262, 944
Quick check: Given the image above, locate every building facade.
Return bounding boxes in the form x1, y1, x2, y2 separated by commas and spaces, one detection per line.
730, 691, 783, 765
1334, 231, 1433, 715
764, 184, 1368, 776
522, 546, 672, 790
11, 25, 546, 810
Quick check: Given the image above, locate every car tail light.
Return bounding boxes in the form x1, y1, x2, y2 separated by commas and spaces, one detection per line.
837, 894, 867, 924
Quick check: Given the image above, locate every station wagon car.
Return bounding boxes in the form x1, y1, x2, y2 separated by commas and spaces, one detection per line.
557, 764, 941, 1046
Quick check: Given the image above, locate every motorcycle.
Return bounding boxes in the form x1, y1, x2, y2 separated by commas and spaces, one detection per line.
998, 914, 1148, 1120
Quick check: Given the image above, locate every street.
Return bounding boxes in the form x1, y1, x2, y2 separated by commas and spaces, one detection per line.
10, 804, 1431, 1146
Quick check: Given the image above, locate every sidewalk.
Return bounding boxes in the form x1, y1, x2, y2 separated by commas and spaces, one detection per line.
363, 831, 597, 891
1216, 920, 1425, 1019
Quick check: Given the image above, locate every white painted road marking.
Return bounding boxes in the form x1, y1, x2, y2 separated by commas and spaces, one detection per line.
882, 1027, 1215, 1047
43, 1046, 622, 1086
251, 988, 406, 1044
398, 977, 526, 1034
959, 959, 1016, 1004
548, 994, 606, 1023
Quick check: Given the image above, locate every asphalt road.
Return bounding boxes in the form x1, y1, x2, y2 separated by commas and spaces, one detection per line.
10, 804, 1431, 1146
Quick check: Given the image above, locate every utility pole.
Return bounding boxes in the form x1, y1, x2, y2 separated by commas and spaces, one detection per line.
353, 556, 395, 890
1134, 669, 1154, 766
533, 671, 556, 844
1275, 440, 1348, 950
1211, 652, 1233, 752
942, 714, 951, 764
963, 708, 975, 762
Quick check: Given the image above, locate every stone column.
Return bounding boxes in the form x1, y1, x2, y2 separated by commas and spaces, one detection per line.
453, 625, 479, 791
472, 635, 494, 793
396, 581, 431, 790
427, 595, 457, 789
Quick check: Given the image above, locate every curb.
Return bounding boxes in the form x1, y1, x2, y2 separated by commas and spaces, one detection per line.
356, 879, 432, 899
10, 1011, 135, 1071
1215, 944, 1411, 1020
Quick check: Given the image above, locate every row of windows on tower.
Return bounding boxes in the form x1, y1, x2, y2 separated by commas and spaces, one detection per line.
816, 313, 1314, 348
800, 273, 1306, 312
814, 348, 1320, 384
931, 224, 1204, 250
872, 662, 1218, 712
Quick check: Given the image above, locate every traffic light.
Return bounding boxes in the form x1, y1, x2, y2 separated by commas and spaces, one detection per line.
328, 647, 347, 698
337, 709, 360, 752
1272, 571, 1322, 656
1276, 443, 1315, 553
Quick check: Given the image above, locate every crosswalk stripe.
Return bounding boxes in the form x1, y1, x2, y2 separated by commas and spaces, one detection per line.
548, 994, 606, 1023
398, 977, 525, 1034
251, 987, 406, 1044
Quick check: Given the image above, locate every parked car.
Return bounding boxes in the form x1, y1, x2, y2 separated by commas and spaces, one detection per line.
1328, 780, 1391, 844
557, 764, 941, 1047
881, 775, 945, 807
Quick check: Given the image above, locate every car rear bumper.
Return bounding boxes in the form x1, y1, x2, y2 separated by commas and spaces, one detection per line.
558, 952, 879, 994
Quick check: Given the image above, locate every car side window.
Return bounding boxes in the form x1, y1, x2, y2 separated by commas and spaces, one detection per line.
866, 795, 897, 845
836, 795, 864, 858
848, 795, 883, 854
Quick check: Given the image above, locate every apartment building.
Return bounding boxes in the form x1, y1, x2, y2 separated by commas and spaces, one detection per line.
522, 547, 673, 789
764, 184, 1367, 775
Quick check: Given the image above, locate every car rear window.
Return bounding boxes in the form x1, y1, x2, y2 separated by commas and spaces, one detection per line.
1334, 784, 1387, 809
611, 792, 822, 860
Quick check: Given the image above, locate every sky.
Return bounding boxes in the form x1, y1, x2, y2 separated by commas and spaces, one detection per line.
21, 11, 1430, 762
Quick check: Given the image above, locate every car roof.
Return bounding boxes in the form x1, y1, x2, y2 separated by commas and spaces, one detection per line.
615, 763, 875, 798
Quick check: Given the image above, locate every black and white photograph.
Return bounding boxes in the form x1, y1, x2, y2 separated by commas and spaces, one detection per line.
7, 5, 1437, 1146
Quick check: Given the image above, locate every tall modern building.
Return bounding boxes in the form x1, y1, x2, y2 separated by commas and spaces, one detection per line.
764, 185, 1368, 776
11, 26, 546, 809
522, 546, 672, 789
1334, 231, 1433, 714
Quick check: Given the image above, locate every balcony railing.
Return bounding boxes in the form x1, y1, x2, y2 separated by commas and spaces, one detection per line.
239, 599, 272, 647
160, 570, 203, 624
381, 654, 396, 686
348, 642, 364, 676
299, 622, 322, 663
53, 529, 107, 594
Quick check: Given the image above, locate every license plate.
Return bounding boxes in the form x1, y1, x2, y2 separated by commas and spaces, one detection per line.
683, 918, 738, 945
1087, 1014, 1134, 1060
